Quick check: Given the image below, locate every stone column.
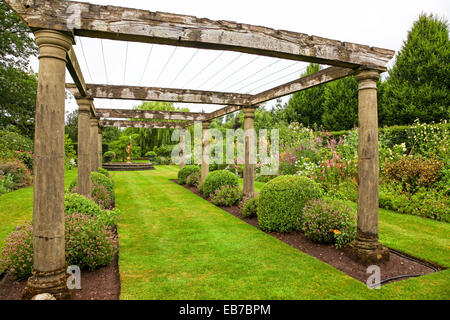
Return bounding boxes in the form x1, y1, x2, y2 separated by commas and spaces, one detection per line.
201, 121, 211, 183
180, 128, 186, 169
346, 69, 389, 264
90, 116, 99, 172
76, 98, 92, 197
98, 125, 103, 168
22, 30, 73, 300
243, 107, 256, 198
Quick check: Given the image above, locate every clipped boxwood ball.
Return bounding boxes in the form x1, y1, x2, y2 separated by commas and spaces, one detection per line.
257, 175, 323, 233
178, 165, 201, 185
202, 170, 238, 197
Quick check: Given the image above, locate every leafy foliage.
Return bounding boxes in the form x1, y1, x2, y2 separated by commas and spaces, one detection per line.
0, 160, 32, 191
257, 175, 323, 232
202, 170, 239, 197
210, 185, 243, 207
177, 165, 200, 185
186, 171, 201, 187
382, 14, 450, 125
242, 195, 259, 218
301, 199, 356, 248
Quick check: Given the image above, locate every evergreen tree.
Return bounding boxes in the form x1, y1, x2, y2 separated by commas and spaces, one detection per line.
284, 64, 325, 127
382, 13, 450, 125
321, 76, 359, 131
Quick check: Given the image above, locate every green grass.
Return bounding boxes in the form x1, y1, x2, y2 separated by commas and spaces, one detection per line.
0, 169, 77, 248
0, 166, 448, 299
114, 166, 449, 299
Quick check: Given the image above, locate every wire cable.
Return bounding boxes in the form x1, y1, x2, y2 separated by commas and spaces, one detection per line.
123, 42, 129, 85
78, 36, 93, 82
206, 55, 260, 91
235, 60, 299, 92
155, 46, 177, 87
222, 59, 282, 92
182, 51, 225, 89
168, 49, 199, 88
247, 65, 308, 94
100, 39, 110, 84
139, 44, 153, 85
197, 53, 244, 89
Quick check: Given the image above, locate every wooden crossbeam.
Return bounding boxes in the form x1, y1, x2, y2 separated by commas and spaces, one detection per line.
96, 108, 208, 121
205, 105, 242, 120
100, 119, 186, 129
251, 67, 354, 105
5, 0, 395, 70
66, 84, 251, 106
66, 47, 87, 97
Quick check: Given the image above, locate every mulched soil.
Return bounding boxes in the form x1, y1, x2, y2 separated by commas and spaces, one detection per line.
173, 179, 442, 285
0, 235, 121, 300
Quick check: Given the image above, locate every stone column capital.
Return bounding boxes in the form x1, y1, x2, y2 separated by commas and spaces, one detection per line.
243, 106, 257, 119
355, 69, 380, 90
76, 97, 93, 113
34, 30, 73, 62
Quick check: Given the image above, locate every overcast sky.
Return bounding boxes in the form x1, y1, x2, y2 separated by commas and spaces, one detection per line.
29, 0, 449, 115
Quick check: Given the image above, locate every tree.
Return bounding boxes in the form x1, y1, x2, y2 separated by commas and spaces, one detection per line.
65, 109, 78, 143
284, 64, 326, 127
382, 13, 450, 125
0, 1, 38, 139
321, 76, 359, 131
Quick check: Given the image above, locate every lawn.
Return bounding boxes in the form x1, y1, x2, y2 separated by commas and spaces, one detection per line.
0, 169, 77, 249
0, 166, 448, 299
114, 166, 449, 299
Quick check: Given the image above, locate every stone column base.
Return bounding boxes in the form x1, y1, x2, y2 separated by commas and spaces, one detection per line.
344, 233, 389, 265
22, 266, 72, 300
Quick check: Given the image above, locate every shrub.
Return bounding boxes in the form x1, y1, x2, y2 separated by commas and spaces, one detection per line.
91, 172, 114, 195
0, 172, 15, 196
0, 160, 32, 191
257, 175, 323, 233
65, 213, 117, 270
68, 172, 115, 209
0, 221, 33, 279
0, 129, 33, 160
178, 165, 201, 185
382, 156, 443, 193
103, 151, 115, 163
0, 214, 118, 279
13, 150, 34, 171
242, 195, 259, 218
202, 170, 239, 197
64, 192, 119, 227
98, 167, 110, 178
211, 185, 243, 207
301, 199, 356, 248
186, 171, 201, 187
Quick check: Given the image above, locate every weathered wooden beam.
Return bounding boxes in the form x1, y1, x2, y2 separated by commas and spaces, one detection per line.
96, 108, 208, 121
65, 83, 251, 105
5, 0, 395, 70
100, 119, 186, 129
251, 66, 354, 105
206, 105, 242, 120
66, 47, 87, 96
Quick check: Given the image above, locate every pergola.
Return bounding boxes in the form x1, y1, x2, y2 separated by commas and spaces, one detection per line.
5, 0, 395, 299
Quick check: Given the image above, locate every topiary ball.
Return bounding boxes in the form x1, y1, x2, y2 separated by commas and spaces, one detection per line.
202, 170, 239, 197
257, 175, 323, 233
178, 165, 201, 185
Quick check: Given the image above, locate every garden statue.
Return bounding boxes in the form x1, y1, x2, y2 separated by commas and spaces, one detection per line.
126, 137, 132, 164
